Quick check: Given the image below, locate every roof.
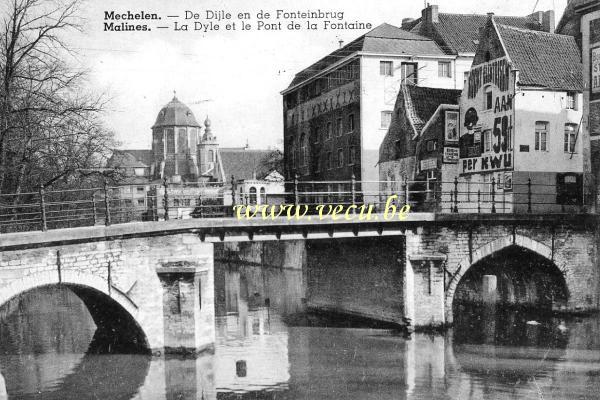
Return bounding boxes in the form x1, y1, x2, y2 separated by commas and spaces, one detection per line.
410, 13, 544, 54
378, 85, 461, 164
152, 96, 201, 129
286, 23, 443, 89
496, 24, 583, 91
403, 85, 462, 135
107, 150, 153, 169
219, 148, 274, 181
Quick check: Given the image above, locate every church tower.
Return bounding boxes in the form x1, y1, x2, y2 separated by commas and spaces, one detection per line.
197, 116, 221, 180
151, 95, 201, 182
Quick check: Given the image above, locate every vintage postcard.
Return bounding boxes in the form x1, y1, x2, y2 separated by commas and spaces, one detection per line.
0, 0, 599, 399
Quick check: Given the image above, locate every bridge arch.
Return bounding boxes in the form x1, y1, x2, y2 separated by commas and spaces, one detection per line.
445, 234, 564, 322
0, 270, 155, 352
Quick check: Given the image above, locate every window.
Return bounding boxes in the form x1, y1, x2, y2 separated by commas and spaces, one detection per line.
134, 168, 145, 177
438, 61, 452, 78
463, 71, 469, 87
348, 114, 355, 132
208, 150, 214, 162
380, 61, 393, 76
483, 130, 492, 152
566, 92, 577, 110
535, 121, 548, 151
401, 62, 418, 85
314, 126, 320, 144
136, 186, 145, 193
348, 146, 356, 165
564, 124, 578, 153
249, 187, 257, 205
336, 118, 343, 136
315, 155, 321, 172
300, 133, 308, 166
260, 187, 266, 204
326, 151, 332, 170
166, 128, 175, 153
326, 122, 332, 139
337, 148, 344, 168
426, 140, 437, 152
137, 198, 145, 206
381, 111, 392, 129
484, 86, 493, 110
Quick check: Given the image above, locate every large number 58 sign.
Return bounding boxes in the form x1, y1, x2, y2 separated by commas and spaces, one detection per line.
492, 116, 510, 153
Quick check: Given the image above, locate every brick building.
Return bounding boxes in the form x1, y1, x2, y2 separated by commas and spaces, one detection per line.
378, 85, 461, 210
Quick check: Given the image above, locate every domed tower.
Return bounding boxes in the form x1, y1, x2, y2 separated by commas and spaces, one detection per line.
197, 116, 220, 180
151, 95, 201, 182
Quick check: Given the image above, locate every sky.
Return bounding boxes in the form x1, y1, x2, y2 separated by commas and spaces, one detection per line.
68, 0, 568, 150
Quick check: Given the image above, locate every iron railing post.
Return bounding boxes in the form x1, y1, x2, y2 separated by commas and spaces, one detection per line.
527, 178, 532, 213
230, 175, 236, 217
293, 174, 299, 206
453, 177, 459, 213
39, 184, 47, 231
491, 177, 497, 213
404, 176, 410, 206
351, 174, 357, 212
163, 177, 169, 221
91, 193, 97, 225
477, 189, 481, 214
103, 179, 111, 226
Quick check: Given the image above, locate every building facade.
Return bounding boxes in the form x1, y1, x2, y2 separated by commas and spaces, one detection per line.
557, 0, 600, 208
453, 16, 585, 213
283, 5, 553, 200
108, 96, 283, 218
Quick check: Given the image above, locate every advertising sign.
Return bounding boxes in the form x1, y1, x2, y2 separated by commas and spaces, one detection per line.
459, 56, 514, 175
443, 147, 459, 163
445, 111, 459, 143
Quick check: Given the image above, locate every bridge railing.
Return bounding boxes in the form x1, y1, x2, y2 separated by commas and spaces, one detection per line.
0, 176, 589, 233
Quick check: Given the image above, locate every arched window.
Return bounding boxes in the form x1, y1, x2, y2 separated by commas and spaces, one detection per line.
300, 133, 308, 167
249, 187, 257, 205
208, 150, 214, 162
260, 187, 266, 204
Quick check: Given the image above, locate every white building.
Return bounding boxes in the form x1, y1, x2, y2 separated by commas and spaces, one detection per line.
454, 15, 585, 213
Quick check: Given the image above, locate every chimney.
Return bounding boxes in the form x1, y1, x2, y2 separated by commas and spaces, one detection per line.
542, 10, 555, 33
528, 10, 544, 24
401, 18, 415, 30
421, 4, 439, 25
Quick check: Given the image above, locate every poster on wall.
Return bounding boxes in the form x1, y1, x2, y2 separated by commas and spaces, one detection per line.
443, 147, 459, 163
591, 18, 600, 103
445, 111, 459, 143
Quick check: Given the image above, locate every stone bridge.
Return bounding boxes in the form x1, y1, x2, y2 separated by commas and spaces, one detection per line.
0, 213, 597, 353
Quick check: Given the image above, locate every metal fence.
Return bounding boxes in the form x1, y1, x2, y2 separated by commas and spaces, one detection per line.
0, 176, 590, 234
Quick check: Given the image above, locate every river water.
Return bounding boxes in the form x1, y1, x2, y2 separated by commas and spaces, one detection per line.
1, 278, 600, 399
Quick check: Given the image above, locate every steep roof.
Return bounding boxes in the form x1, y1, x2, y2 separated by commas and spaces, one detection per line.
219, 148, 273, 181
107, 149, 153, 169
286, 23, 442, 89
410, 13, 544, 54
403, 85, 462, 135
152, 96, 201, 129
496, 24, 583, 91
378, 85, 461, 164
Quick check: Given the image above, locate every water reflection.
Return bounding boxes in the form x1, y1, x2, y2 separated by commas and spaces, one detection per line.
2, 269, 600, 399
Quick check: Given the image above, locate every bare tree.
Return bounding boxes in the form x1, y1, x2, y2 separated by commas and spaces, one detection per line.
0, 0, 115, 198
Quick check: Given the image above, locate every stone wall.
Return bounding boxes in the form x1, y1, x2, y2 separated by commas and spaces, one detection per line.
0, 233, 215, 354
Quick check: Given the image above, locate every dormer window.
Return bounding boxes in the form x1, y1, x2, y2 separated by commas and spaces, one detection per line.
134, 168, 145, 177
